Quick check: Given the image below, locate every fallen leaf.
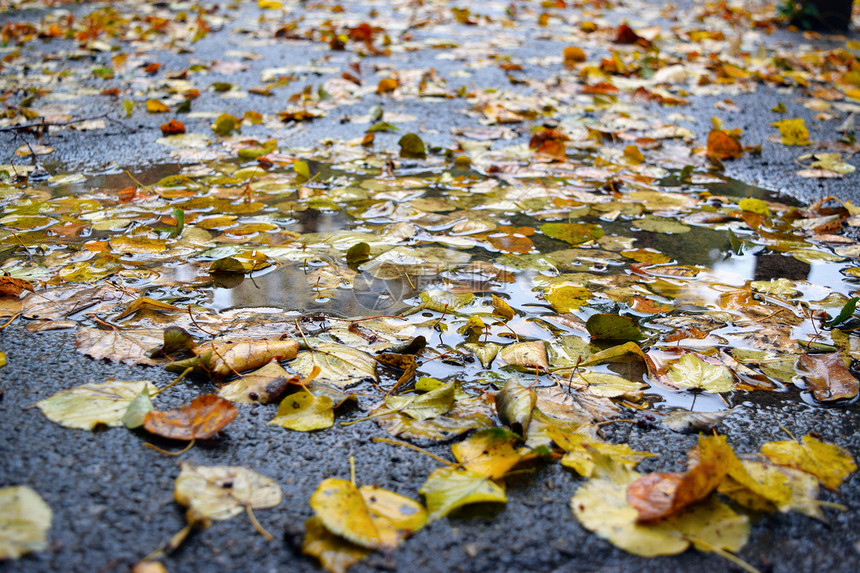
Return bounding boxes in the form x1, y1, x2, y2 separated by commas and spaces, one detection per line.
665, 354, 734, 393
451, 428, 525, 479
218, 361, 299, 404
761, 434, 857, 490
174, 462, 281, 523
494, 378, 537, 434
586, 313, 642, 341
291, 344, 377, 388
144, 394, 238, 441
795, 353, 859, 401
419, 466, 507, 522
0, 486, 52, 560
269, 391, 334, 431
36, 379, 158, 430
309, 478, 387, 550
302, 516, 370, 573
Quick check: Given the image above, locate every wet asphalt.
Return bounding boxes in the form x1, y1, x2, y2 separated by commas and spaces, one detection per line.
1, 1, 860, 572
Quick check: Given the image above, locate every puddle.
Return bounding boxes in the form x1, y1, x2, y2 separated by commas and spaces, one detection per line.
2, 156, 858, 415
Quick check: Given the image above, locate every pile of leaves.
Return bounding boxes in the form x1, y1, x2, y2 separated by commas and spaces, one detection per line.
1, 0, 860, 571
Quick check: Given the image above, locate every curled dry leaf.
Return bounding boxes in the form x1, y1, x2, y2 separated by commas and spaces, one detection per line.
195, 338, 299, 378
174, 462, 282, 523
144, 394, 238, 441
0, 486, 53, 560
36, 379, 158, 430
494, 378, 537, 434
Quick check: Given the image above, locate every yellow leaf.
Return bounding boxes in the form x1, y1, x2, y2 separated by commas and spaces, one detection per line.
451, 428, 524, 479
761, 434, 857, 490
771, 118, 810, 145
309, 478, 386, 550
145, 99, 170, 113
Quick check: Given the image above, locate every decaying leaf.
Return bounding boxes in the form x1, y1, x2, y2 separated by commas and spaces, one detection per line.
76, 327, 164, 366
498, 341, 548, 370
384, 382, 456, 421
36, 379, 158, 430
218, 361, 299, 404
174, 462, 281, 523
144, 395, 238, 440
291, 344, 376, 388
661, 407, 739, 434
0, 486, 53, 560
494, 378, 537, 434
182, 339, 299, 379
665, 353, 734, 393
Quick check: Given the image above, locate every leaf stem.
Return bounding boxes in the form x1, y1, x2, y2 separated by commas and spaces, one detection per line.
371, 436, 456, 467
144, 439, 196, 457
151, 367, 193, 397
246, 506, 274, 541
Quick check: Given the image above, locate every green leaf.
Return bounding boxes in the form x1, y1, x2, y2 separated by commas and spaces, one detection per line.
419, 466, 507, 521
121, 386, 153, 429
212, 113, 241, 136
269, 391, 334, 431
36, 380, 158, 430
346, 242, 371, 266
826, 296, 859, 327
0, 486, 52, 560
540, 222, 604, 245
294, 160, 311, 181
398, 133, 426, 158
586, 314, 642, 341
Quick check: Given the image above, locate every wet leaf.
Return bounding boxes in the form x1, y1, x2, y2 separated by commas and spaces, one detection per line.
218, 361, 298, 404
144, 394, 238, 441
385, 382, 456, 421
212, 113, 241, 136
540, 222, 604, 245
398, 133, 426, 158
666, 354, 734, 393
76, 327, 164, 366
191, 339, 299, 378
585, 314, 642, 342
269, 391, 334, 431
451, 428, 525, 479
0, 277, 34, 297
0, 486, 52, 560
36, 379, 158, 430
291, 344, 376, 388
419, 466, 507, 522
706, 130, 742, 161
302, 516, 370, 573
122, 386, 153, 429
498, 341, 548, 370
761, 434, 857, 490
494, 378, 537, 434
772, 118, 810, 145
546, 285, 592, 313
358, 485, 427, 544
462, 342, 501, 368
310, 478, 386, 550
661, 407, 739, 434
174, 462, 281, 523
795, 353, 859, 401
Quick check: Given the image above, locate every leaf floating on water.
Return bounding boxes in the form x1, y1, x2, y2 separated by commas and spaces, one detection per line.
269, 391, 334, 431
398, 133, 426, 158
291, 344, 377, 388
36, 379, 158, 430
540, 222, 604, 245
665, 353, 734, 393
174, 462, 282, 524
419, 466, 507, 522
585, 313, 642, 342
0, 486, 53, 560
462, 342, 501, 369
795, 353, 859, 402
498, 341, 548, 370
761, 434, 857, 491
661, 407, 740, 434
144, 395, 238, 441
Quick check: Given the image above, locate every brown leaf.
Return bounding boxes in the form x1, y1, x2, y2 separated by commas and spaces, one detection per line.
796, 353, 859, 401
707, 130, 742, 161
0, 276, 35, 297
144, 395, 238, 440
160, 119, 186, 135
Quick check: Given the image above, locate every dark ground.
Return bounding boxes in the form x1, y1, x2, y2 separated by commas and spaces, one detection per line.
2, 1, 860, 572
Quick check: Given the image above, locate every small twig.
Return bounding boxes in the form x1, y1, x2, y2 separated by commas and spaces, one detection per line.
151, 367, 193, 397
349, 456, 356, 486
371, 436, 457, 467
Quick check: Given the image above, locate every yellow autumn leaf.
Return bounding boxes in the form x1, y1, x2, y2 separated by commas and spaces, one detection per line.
771, 118, 810, 145
761, 434, 857, 491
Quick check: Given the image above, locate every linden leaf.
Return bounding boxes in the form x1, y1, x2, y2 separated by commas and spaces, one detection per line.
269, 391, 334, 431
795, 353, 859, 401
144, 395, 238, 441
419, 466, 507, 522
0, 486, 53, 560
291, 344, 377, 388
772, 118, 810, 145
494, 378, 537, 434
310, 478, 386, 550
666, 354, 734, 393
540, 222, 604, 245
585, 313, 642, 342
372, 392, 494, 442
302, 516, 370, 573
76, 327, 164, 366
451, 428, 525, 479
358, 485, 427, 547
462, 342, 501, 368
174, 463, 282, 523
36, 379, 158, 430
761, 434, 857, 490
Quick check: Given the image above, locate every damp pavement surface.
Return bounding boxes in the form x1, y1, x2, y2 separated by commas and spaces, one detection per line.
2, 1, 860, 573
1, 325, 859, 573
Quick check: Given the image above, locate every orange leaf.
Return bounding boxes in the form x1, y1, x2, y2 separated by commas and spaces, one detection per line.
626, 435, 732, 521
144, 395, 238, 441
0, 276, 35, 297
160, 119, 186, 136
706, 130, 742, 161
563, 46, 586, 67
376, 77, 398, 94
